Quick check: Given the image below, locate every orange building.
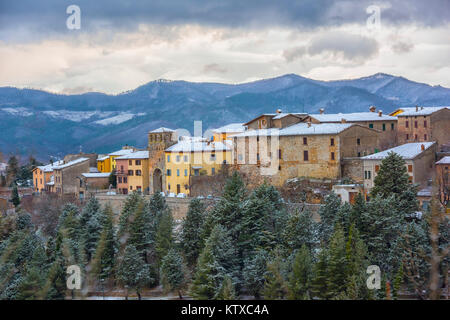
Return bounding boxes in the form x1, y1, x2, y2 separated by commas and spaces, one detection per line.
32, 160, 64, 193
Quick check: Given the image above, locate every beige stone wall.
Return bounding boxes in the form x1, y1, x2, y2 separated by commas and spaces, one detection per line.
54, 160, 90, 195
339, 125, 379, 158
413, 143, 437, 188
341, 158, 364, 183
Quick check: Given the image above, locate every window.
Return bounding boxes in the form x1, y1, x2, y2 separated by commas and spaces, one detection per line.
124, 177, 127, 183
303, 137, 307, 145
136, 160, 141, 165
212, 168, 215, 175
184, 169, 188, 176
136, 170, 142, 176
184, 155, 188, 162
331, 152, 335, 160
278, 149, 282, 159
167, 169, 171, 176
391, 123, 394, 130
118, 177, 122, 183
408, 165, 413, 172
128, 170, 134, 176
238, 154, 243, 161
257, 153, 260, 161
194, 169, 199, 176
424, 134, 427, 140
369, 123, 374, 129
375, 165, 380, 172
368, 171, 371, 179
415, 134, 418, 140
40, 178, 42, 184
167, 155, 170, 162
278, 165, 281, 171
137, 186, 142, 192
382, 123, 386, 131
358, 152, 361, 157
210, 153, 216, 161
414, 121, 418, 128
365, 170, 372, 179
130, 186, 133, 190
357, 138, 361, 145
330, 138, 335, 146
408, 176, 413, 183
177, 169, 180, 176
424, 120, 427, 128
120, 165, 124, 171
405, 121, 409, 128
406, 134, 409, 140
303, 150, 309, 161
176, 155, 181, 162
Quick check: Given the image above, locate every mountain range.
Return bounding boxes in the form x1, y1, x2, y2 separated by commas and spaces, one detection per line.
1, 73, 449, 161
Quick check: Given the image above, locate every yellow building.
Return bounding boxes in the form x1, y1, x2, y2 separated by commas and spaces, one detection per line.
165, 138, 232, 195
97, 155, 111, 173
115, 151, 149, 194
97, 146, 136, 173
212, 123, 245, 142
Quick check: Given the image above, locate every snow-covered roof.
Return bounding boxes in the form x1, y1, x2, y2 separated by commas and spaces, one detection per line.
417, 186, 432, 197
53, 157, 89, 170
166, 141, 231, 153
362, 142, 436, 160
89, 167, 100, 173
272, 112, 307, 120
212, 123, 246, 134
436, 156, 450, 165
115, 150, 149, 160
36, 160, 65, 172
150, 127, 175, 133
231, 123, 355, 138
97, 155, 109, 161
81, 172, 111, 178
310, 112, 397, 122
108, 148, 135, 156
396, 106, 449, 116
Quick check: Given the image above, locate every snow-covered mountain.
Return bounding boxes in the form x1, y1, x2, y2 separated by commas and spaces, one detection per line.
1, 73, 449, 160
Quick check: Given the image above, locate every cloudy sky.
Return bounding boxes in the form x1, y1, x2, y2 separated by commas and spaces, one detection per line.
0, 0, 449, 94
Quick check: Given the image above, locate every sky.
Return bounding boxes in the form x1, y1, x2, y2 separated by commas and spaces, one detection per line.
0, 0, 449, 94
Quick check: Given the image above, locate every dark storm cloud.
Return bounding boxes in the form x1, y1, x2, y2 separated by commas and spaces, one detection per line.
0, 0, 449, 42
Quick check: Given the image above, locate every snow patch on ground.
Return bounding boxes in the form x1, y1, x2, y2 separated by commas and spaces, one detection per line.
94, 112, 146, 125
43, 110, 115, 122
1, 107, 33, 116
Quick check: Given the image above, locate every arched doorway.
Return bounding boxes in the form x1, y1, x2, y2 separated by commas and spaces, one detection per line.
153, 168, 162, 193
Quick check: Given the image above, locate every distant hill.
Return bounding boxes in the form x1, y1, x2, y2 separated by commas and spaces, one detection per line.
1, 73, 449, 161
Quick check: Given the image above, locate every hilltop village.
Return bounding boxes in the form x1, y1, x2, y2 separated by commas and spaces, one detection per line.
28, 105, 450, 212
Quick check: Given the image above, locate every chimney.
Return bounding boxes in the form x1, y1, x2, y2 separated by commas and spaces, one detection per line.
276, 108, 282, 114
378, 110, 383, 117
416, 105, 419, 112
341, 118, 347, 123
421, 144, 425, 151
319, 108, 325, 114
369, 105, 376, 112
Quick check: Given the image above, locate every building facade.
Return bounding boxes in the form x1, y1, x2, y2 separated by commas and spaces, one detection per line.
393, 106, 449, 149
115, 151, 150, 194
32, 160, 64, 193
53, 157, 90, 196
361, 142, 437, 193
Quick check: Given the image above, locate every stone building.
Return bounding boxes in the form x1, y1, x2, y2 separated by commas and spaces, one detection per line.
80, 172, 111, 192
307, 106, 398, 150
53, 157, 90, 197
392, 106, 449, 149
212, 123, 246, 142
361, 142, 437, 193
231, 120, 379, 187
147, 128, 177, 194
64, 152, 98, 168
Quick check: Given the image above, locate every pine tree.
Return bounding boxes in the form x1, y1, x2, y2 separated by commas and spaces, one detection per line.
117, 244, 151, 300
282, 209, 317, 254
263, 251, 288, 299
128, 199, 152, 260
11, 184, 20, 207
326, 224, 348, 298
181, 198, 206, 267
216, 275, 236, 300
344, 224, 368, 299
350, 193, 366, 233
392, 262, 404, 300
318, 192, 341, 244
242, 250, 268, 298
160, 249, 185, 299
190, 225, 237, 299
240, 183, 287, 256
288, 244, 313, 300
155, 209, 174, 265
371, 152, 410, 199
6, 155, 19, 186
310, 247, 329, 299
91, 204, 117, 281
118, 191, 143, 237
